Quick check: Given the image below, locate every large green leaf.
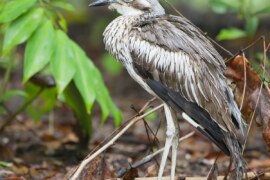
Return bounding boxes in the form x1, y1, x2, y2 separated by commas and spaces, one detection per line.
71, 42, 96, 112
216, 28, 247, 41
93, 68, 122, 126
25, 83, 57, 122
0, 0, 37, 24
2, 8, 43, 54
63, 82, 92, 137
24, 20, 56, 82
254, 6, 270, 15
50, 30, 76, 95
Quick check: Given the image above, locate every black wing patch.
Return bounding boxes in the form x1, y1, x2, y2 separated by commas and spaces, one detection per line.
134, 63, 230, 155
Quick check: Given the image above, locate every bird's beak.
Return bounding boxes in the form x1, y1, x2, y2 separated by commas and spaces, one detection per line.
89, 0, 114, 7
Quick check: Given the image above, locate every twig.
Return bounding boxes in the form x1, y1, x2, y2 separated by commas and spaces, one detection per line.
69, 104, 164, 180
131, 172, 270, 180
139, 97, 156, 114
240, 53, 247, 111
88, 98, 157, 157
266, 42, 270, 51
0, 87, 44, 133
117, 131, 195, 177
225, 36, 265, 64
207, 151, 221, 179
163, 0, 184, 17
130, 100, 160, 165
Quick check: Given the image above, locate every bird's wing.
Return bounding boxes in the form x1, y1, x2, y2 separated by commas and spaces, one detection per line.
128, 15, 245, 154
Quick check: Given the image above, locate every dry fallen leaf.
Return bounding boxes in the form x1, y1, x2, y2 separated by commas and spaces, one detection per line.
226, 55, 270, 151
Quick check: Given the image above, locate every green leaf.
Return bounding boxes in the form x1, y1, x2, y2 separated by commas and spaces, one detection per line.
71, 42, 96, 112
93, 68, 122, 126
102, 53, 122, 76
245, 16, 259, 36
254, 6, 270, 15
58, 13, 68, 32
209, 0, 240, 13
24, 20, 56, 82
63, 82, 92, 137
0, 161, 12, 167
50, 30, 76, 95
51, 1, 75, 11
0, 0, 37, 24
2, 8, 44, 54
216, 28, 247, 41
0, 90, 28, 102
25, 83, 56, 122
144, 108, 157, 121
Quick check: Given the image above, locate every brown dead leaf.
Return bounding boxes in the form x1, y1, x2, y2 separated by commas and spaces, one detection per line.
67, 156, 116, 180
4, 174, 24, 180
123, 168, 138, 180
226, 55, 270, 151
9, 164, 29, 175
0, 145, 14, 161
146, 164, 158, 177
248, 158, 270, 169
262, 121, 270, 152
226, 55, 264, 124
40, 133, 62, 151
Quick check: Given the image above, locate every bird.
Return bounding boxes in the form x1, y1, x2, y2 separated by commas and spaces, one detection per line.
89, 0, 247, 179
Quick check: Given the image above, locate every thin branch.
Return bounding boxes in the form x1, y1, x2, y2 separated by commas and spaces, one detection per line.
266, 42, 270, 51
225, 36, 265, 64
131, 172, 270, 180
130, 100, 160, 165
0, 87, 44, 133
207, 151, 221, 179
240, 53, 247, 111
69, 104, 164, 180
117, 131, 195, 177
88, 98, 157, 157
139, 97, 157, 114
163, 0, 184, 17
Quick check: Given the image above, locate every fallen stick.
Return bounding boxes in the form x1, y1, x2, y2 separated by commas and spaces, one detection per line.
117, 131, 195, 177
69, 103, 164, 180
131, 172, 270, 180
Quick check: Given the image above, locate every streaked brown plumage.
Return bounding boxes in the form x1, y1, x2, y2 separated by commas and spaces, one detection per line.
90, 0, 247, 179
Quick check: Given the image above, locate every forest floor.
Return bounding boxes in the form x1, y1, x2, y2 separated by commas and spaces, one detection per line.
0, 67, 270, 180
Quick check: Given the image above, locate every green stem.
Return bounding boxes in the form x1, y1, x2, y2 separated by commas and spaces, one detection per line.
0, 87, 44, 133
1, 56, 13, 93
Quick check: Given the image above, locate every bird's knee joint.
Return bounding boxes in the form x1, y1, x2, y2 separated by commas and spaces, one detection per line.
166, 128, 178, 138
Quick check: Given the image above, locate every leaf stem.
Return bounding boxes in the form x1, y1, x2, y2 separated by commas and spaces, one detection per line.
0, 87, 44, 133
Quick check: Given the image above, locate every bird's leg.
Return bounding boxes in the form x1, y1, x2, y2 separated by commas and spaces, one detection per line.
171, 110, 179, 179
158, 104, 179, 180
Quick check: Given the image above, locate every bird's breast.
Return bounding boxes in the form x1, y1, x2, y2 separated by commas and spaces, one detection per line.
103, 16, 137, 64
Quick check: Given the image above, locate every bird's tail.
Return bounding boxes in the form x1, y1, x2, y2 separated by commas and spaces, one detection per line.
224, 133, 247, 180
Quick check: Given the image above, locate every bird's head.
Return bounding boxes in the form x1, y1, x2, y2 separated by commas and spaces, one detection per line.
89, 0, 165, 16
